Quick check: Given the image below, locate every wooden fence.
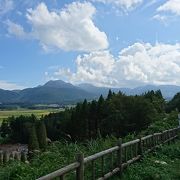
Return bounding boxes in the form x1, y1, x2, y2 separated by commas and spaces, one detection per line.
0, 151, 27, 164
37, 127, 180, 180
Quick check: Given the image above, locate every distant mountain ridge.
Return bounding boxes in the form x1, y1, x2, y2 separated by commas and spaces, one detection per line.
78, 83, 180, 100
0, 80, 95, 104
0, 80, 180, 104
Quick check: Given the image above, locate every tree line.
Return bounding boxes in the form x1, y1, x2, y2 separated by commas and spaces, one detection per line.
0, 90, 167, 150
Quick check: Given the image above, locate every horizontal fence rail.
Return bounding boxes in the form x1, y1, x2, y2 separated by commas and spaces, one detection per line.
37, 127, 180, 180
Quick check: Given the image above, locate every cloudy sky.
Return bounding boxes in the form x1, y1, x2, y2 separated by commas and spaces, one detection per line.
0, 0, 180, 90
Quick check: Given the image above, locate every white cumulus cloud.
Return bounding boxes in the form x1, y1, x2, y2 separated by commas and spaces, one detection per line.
50, 42, 180, 87
91, 0, 143, 11
154, 0, 180, 23
157, 0, 180, 16
7, 2, 108, 52
54, 51, 117, 87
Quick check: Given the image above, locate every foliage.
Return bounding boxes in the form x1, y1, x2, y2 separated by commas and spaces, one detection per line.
141, 111, 179, 135
48, 91, 162, 141
0, 115, 47, 151
121, 140, 180, 180
166, 92, 180, 112
36, 120, 47, 150
0, 90, 166, 143
144, 90, 165, 114
0, 136, 180, 180
28, 124, 39, 151
0, 89, 180, 180
0, 136, 118, 180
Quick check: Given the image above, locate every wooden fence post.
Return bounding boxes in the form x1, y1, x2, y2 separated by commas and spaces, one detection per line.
76, 153, 84, 180
152, 134, 155, 148
21, 152, 27, 162
14, 152, 21, 161
117, 138, 122, 176
138, 137, 143, 156
168, 130, 171, 144
162, 131, 165, 143
3, 151, 10, 163
172, 129, 176, 142
0, 151, 3, 164
177, 128, 180, 139
161, 131, 164, 143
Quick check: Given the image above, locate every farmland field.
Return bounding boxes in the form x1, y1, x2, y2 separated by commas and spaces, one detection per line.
0, 108, 63, 124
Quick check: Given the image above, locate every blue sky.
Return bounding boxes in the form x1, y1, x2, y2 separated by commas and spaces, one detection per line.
0, 0, 180, 90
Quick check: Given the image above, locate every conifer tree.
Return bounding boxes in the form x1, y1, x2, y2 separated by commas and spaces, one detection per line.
89, 100, 97, 138
97, 95, 105, 135
107, 89, 113, 100
81, 99, 89, 138
28, 125, 39, 151
36, 121, 47, 150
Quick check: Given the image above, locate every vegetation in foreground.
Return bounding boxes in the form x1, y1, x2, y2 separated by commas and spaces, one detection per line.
121, 140, 180, 180
0, 110, 178, 180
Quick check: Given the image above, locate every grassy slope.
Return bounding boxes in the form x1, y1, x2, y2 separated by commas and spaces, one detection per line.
121, 140, 180, 180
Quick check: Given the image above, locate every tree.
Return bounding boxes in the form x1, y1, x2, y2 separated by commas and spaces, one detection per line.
81, 99, 89, 138
107, 89, 113, 100
166, 92, 180, 112
28, 125, 39, 151
88, 100, 97, 138
0, 119, 10, 138
155, 90, 163, 99
97, 95, 105, 135
144, 90, 165, 113
36, 121, 47, 150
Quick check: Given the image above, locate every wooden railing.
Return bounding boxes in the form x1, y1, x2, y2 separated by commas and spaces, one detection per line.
37, 127, 180, 180
0, 151, 27, 164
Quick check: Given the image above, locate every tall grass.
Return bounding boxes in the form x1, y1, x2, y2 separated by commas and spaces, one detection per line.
121, 140, 180, 180
0, 136, 118, 180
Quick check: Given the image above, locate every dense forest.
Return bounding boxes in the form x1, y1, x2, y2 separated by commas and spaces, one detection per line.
0, 89, 170, 150
166, 92, 180, 112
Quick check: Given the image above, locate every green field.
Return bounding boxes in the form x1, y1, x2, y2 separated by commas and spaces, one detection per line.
0, 109, 63, 123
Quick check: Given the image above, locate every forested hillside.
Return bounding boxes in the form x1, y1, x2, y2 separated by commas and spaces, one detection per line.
0, 90, 166, 145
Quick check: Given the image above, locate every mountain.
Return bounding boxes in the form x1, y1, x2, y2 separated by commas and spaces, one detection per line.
78, 83, 180, 100
121, 85, 180, 100
0, 80, 180, 105
0, 80, 95, 104
78, 83, 113, 96
0, 89, 19, 103
44, 80, 75, 89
